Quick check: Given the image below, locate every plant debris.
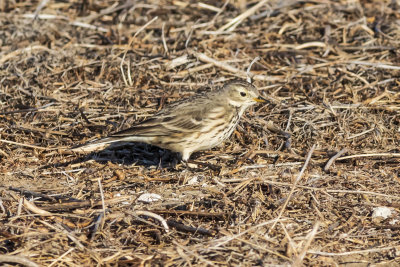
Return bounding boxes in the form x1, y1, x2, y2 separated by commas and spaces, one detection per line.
1, 0, 400, 266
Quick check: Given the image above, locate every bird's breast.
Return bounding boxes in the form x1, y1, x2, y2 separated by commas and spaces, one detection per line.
188, 108, 241, 152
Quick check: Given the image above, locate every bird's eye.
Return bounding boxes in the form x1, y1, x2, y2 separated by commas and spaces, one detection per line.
240, 92, 246, 97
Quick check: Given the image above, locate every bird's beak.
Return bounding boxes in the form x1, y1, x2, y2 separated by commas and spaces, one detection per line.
253, 95, 267, 103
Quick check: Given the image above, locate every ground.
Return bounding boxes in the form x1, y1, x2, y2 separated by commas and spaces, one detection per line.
1, 0, 400, 266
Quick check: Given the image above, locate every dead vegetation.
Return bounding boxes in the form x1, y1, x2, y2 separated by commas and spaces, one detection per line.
1, 0, 400, 266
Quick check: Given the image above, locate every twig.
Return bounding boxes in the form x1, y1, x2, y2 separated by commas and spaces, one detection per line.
269, 144, 316, 232
81, 1, 134, 23
120, 16, 158, 86
0, 45, 52, 65
295, 41, 326, 50
0, 197, 5, 214
347, 128, 375, 140
22, 14, 109, 32
48, 248, 75, 267
324, 148, 347, 172
308, 245, 400, 256
8, 187, 57, 202
209, 218, 287, 249
167, 220, 213, 236
32, 0, 49, 20
326, 189, 400, 200
39, 196, 131, 211
174, 63, 214, 77
292, 221, 321, 266
219, 178, 400, 200
0, 255, 39, 267
161, 22, 169, 55
42, 222, 85, 250
207, 0, 230, 29
132, 210, 169, 233
0, 139, 55, 151
337, 152, 400, 161
339, 67, 370, 86
190, 50, 281, 81
153, 209, 224, 218
280, 222, 297, 258
89, 213, 104, 241
97, 178, 106, 230
235, 236, 290, 261
23, 198, 53, 216
217, 0, 269, 32
197, 2, 222, 12
173, 241, 215, 266
347, 60, 400, 70
246, 56, 260, 83
0, 103, 55, 115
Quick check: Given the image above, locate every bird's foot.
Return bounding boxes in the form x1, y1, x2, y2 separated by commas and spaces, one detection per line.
186, 160, 221, 172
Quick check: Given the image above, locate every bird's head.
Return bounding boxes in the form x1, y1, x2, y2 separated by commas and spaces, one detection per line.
224, 80, 267, 108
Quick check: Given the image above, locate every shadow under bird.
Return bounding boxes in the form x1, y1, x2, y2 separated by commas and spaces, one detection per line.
73, 80, 267, 161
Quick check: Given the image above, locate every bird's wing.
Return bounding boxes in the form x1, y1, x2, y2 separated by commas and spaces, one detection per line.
108, 106, 209, 138
71, 110, 205, 152
71, 92, 226, 152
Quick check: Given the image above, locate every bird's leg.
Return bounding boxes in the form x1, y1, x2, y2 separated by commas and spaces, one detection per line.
180, 156, 199, 170
171, 152, 182, 169
181, 159, 189, 169
157, 156, 163, 170
158, 150, 179, 169
178, 151, 200, 169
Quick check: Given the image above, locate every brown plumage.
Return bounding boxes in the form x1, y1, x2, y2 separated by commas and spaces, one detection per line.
73, 80, 266, 161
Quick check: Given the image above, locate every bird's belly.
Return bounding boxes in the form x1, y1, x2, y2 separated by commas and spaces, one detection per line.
190, 116, 239, 152
154, 114, 240, 155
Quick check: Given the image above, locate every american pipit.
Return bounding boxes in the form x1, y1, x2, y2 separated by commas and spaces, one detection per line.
74, 80, 266, 161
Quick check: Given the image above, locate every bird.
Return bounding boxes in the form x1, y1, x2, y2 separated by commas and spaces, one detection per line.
73, 80, 267, 161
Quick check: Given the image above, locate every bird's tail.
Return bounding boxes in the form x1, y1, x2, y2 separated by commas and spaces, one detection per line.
71, 137, 124, 153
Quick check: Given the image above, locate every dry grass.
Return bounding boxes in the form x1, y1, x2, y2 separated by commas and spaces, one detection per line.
1, 0, 400, 266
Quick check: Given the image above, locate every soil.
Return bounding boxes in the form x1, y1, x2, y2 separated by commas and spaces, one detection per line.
1, 0, 400, 266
